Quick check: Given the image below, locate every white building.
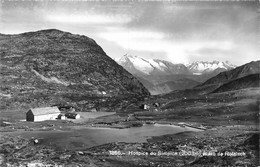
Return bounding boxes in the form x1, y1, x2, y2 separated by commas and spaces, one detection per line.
26, 106, 60, 122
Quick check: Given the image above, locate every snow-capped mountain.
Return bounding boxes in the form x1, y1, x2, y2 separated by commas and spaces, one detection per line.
187, 61, 236, 75
117, 54, 190, 75
116, 54, 237, 95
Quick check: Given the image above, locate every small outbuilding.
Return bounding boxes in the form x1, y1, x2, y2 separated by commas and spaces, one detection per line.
65, 113, 80, 119
140, 104, 150, 110
26, 106, 60, 122
153, 102, 160, 107
57, 114, 66, 120
58, 106, 75, 112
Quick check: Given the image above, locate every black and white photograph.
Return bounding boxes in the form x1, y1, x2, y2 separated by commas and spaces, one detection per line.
0, 0, 259, 166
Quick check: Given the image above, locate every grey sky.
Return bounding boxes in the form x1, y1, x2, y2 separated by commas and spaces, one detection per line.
0, 0, 258, 65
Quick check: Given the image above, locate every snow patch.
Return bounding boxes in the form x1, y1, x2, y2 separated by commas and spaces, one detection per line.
158, 62, 167, 68
0, 93, 12, 98
118, 55, 170, 74
83, 80, 93, 85
148, 59, 165, 71
127, 56, 154, 74
193, 73, 202, 75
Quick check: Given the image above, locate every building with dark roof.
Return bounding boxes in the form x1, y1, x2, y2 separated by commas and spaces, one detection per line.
65, 113, 80, 119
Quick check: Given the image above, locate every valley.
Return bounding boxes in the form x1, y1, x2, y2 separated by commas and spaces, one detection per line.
0, 29, 259, 167
0, 87, 259, 166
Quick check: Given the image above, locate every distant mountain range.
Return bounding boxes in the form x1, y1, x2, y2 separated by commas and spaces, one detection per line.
117, 54, 236, 76
0, 29, 149, 111
117, 55, 191, 76
117, 54, 236, 94
187, 60, 236, 75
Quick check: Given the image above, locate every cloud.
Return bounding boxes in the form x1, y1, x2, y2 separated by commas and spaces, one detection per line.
100, 28, 164, 40
1, 1, 258, 65
128, 2, 259, 41
99, 28, 235, 64
45, 13, 131, 25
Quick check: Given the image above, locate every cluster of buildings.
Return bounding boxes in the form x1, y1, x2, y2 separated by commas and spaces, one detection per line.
26, 106, 80, 122
26, 102, 161, 122
139, 102, 160, 110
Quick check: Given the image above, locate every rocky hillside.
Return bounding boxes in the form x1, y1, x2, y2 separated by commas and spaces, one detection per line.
0, 29, 150, 111
212, 74, 260, 93
162, 61, 259, 99
197, 60, 260, 88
